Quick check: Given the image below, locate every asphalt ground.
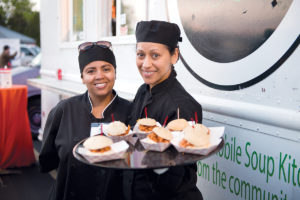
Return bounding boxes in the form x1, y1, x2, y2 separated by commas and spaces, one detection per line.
0, 139, 55, 200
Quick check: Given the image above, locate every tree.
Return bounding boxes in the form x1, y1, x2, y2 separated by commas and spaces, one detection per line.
0, 6, 7, 25
0, 0, 40, 46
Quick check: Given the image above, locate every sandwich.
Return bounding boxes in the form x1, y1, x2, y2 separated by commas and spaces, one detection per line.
179, 124, 210, 148
166, 118, 189, 131
83, 135, 113, 153
137, 118, 157, 132
107, 121, 131, 136
147, 127, 173, 143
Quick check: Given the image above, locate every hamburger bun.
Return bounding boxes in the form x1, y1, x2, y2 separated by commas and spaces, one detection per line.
167, 118, 189, 131
138, 118, 157, 132
138, 118, 156, 126
107, 121, 129, 136
147, 127, 173, 143
83, 135, 113, 152
193, 124, 210, 135
153, 127, 173, 141
182, 124, 210, 147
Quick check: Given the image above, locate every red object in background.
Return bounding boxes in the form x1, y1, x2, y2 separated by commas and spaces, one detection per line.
163, 115, 169, 127
111, 113, 115, 122
0, 85, 35, 169
57, 68, 62, 80
145, 107, 147, 118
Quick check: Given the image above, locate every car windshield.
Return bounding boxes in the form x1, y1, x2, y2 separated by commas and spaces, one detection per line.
30, 53, 41, 67
31, 46, 40, 55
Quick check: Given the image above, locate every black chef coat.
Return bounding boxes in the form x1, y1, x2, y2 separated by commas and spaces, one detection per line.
124, 68, 203, 200
39, 90, 131, 200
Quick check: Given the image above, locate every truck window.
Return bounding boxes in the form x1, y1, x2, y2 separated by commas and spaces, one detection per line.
101, 0, 147, 37
60, 0, 84, 42
60, 0, 146, 42
115, 0, 147, 36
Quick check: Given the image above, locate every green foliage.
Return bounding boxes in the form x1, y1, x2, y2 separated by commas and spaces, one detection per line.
0, 0, 40, 46
0, 6, 7, 25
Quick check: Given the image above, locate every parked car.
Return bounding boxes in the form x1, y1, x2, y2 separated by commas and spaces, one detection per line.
20, 44, 40, 66
12, 53, 41, 139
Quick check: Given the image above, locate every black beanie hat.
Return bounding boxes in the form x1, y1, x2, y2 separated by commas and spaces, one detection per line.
135, 20, 182, 49
78, 46, 116, 73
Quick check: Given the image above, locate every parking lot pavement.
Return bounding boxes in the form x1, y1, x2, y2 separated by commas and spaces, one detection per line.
0, 140, 55, 200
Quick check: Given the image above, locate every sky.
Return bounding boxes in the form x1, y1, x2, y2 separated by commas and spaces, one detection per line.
31, 0, 40, 11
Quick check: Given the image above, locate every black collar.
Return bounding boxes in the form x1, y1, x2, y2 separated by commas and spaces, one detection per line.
147, 68, 177, 95
83, 90, 117, 119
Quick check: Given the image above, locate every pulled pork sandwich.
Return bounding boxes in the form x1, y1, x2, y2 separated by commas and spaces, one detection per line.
147, 127, 173, 143
137, 118, 157, 132
83, 135, 113, 153
179, 124, 210, 148
166, 118, 189, 131
107, 121, 131, 136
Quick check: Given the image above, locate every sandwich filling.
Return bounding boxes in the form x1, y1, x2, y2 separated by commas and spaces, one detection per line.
137, 118, 157, 132
83, 135, 113, 154
147, 132, 170, 143
89, 146, 111, 153
147, 127, 172, 143
139, 124, 157, 132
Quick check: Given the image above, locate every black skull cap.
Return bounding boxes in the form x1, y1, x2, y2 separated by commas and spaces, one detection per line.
78, 46, 116, 73
135, 20, 182, 49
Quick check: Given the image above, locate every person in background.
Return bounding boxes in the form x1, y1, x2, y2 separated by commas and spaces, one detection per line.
123, 20, 203, 200
0, 45, 17, 68
39, 41, 131, 200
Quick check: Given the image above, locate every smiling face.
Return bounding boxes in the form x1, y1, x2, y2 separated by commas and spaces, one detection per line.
81, 60, 116, 100
136, 42, 179, 88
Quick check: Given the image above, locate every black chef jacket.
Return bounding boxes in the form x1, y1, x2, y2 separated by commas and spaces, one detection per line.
124, 68, 203, 200
39, 90, 131, 200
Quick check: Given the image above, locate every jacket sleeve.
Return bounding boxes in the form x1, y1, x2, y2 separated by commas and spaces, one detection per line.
38, 105, 63, 173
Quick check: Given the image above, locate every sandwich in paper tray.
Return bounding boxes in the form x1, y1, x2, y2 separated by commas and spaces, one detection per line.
171, 125, 224, 155
140, 127, 173, 152
133, 118, 162, 139
166, 118, 190, 138
103, 121, 137, 145
76, 135, 129, 163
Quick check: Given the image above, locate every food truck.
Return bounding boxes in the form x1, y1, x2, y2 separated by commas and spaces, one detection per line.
29, 0, 300, 199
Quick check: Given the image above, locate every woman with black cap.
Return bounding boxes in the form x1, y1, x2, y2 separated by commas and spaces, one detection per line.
39, 41, 131, 200
123, 21, 203, 200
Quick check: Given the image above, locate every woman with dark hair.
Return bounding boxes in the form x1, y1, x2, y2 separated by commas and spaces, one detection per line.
123, 20, 203, 200
39, 41, 131, 200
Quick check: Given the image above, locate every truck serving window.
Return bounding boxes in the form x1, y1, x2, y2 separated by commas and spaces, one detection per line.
60, 0, 84, 42
60, 0, 146, 41
115, 0, 147, 36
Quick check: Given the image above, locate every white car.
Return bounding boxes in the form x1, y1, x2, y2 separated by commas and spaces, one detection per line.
20, 44, 40, 66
